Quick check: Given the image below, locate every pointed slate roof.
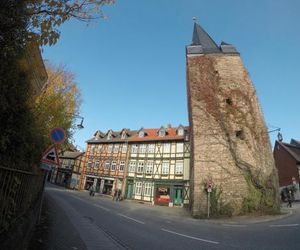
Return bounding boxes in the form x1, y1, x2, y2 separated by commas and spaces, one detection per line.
191, 22, 220, 53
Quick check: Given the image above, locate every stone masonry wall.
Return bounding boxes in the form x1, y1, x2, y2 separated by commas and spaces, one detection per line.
186, 53, 279, 216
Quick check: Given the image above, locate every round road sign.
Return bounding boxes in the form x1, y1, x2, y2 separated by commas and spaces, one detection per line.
50, 127, 66, 144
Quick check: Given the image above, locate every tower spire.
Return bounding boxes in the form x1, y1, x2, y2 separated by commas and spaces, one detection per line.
192, 22, 220, 53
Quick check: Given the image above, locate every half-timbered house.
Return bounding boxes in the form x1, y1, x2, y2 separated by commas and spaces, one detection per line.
80, 129, 136, 197
126, 125, 190, 206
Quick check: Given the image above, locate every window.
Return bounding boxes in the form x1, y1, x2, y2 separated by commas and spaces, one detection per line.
129, 161, 136, 172
163, 143, 170, 153
122, 144, 128, 153
139, 131, 144, 137
137, 161, 144, 173
139, 144, 146, 153
107, 144, 113, 153
120, 161, 125, 171
87, 158, 92, 168
121, 133, 127, 139
98, 144, 103, 153
144, 182, 152, 196
162, 162, 169, 174
104, 160, 110, 170
175, 161, 183, 174
111, 161, 116, 170
177, 143, 184, 153
131, 144, 138, 153
146, 161, 153, 174
90, 145, 95, 154
148, 144, 155, 153
113, 144, 119, 153
177, 128, 184, 136
159, 130, 165, 137
95, 159, 100, 168
135, 182, 142, 195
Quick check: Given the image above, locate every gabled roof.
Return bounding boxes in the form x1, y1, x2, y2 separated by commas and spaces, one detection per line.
86, 129, 137, 143
59, 151, 84, 159
276, 141, 300, 163
290, 139, 300, 147
128, 127, 187, 142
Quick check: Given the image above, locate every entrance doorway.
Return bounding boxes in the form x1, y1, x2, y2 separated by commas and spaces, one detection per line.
126, 181, 133, 199
173, 187, 183, 205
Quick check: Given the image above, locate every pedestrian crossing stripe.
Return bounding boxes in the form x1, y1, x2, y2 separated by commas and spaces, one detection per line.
41, 144, 60, 166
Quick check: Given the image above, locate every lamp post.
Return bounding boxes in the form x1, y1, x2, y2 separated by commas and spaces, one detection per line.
73, 115, 84, 129
268, 127, 282, 142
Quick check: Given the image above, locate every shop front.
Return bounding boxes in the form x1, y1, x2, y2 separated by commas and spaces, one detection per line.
154, 182, 185, 206
98, 177, 115, 195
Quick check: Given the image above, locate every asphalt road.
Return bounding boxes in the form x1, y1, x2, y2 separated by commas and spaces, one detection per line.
46, 184, 300, 250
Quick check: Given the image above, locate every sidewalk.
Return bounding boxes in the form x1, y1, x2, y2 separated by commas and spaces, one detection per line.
28, 192, 87, 250
206, 201, 300, 225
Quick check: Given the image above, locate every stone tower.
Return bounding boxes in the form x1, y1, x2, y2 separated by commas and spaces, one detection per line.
186, 22, 279, 216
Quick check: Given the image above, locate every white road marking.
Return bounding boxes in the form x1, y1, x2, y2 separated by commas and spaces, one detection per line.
161, 228, 219, 245
269, 224, 299, 227
93, 203, 110, 211
222, 224, 246, 227
118, 213, 145, 224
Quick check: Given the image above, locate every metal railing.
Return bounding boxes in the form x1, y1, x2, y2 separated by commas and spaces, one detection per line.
0, 166, 44, 234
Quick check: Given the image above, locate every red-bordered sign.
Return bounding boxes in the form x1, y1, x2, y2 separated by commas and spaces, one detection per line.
41, 145, 60, 166
49, 127, 66, 144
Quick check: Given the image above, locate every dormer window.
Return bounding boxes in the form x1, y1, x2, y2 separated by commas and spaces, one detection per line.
139, 131, 145, 138
121, 133, 127, 139
159, 130, 165, 137
177, 128, 184, 136
107, 130, 113, 140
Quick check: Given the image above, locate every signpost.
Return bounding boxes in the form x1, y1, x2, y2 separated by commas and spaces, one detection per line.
207, 181, 213, 218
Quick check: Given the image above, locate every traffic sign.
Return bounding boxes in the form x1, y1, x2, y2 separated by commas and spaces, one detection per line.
41, 145, 60, 165
50, 127, 66, 144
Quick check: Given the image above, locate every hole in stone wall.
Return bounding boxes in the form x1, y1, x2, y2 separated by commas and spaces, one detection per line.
235, 130, 245, 140
226, 98, 232, 105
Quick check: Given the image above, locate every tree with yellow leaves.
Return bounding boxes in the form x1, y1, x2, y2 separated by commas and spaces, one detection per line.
34, 63, 81, 150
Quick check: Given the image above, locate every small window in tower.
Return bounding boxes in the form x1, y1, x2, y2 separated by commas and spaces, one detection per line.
226, 98, 232, 105
235, 130, 245, 140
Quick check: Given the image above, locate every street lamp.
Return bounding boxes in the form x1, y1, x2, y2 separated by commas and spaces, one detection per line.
268, 127, 282, 142
71, 114, 84, 129
75, 115, 84, 129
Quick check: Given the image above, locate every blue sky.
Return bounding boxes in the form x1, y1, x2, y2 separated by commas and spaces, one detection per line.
42, 0, 300, 150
